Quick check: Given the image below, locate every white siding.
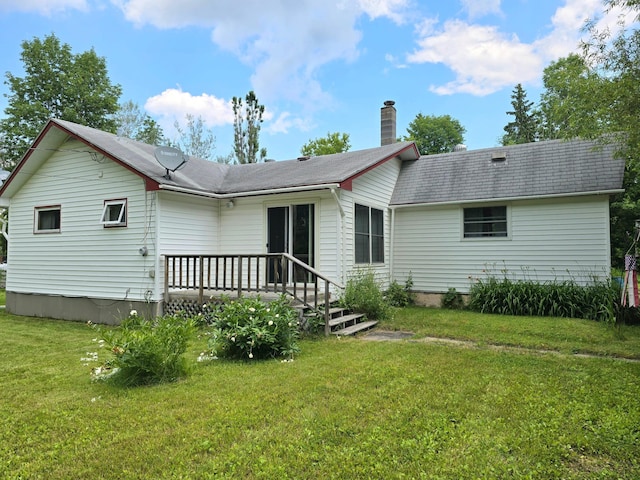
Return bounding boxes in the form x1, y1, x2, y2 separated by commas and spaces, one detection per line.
7, 142, 156, 301
157, 192, 218, 254
392, 196, 612, 293
217, 191, 340, 282
342, 158, 402, 286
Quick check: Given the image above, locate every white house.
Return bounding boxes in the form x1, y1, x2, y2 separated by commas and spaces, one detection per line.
0, 104, 625, 323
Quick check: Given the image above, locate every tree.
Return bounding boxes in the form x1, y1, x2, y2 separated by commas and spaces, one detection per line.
536, 54, 608, 141
403, 114, 466, 155
501, 84, 537, 145
171, 114, 216, 160
0, 33, 121, 169
581, 1, 640, 265
300, 132, 351, 156
114, 100, 165, 145
232, 91, 266, 164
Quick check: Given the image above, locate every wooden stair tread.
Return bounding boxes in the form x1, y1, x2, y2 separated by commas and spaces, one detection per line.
326, 313, 364, 327
331, 320, 378, 336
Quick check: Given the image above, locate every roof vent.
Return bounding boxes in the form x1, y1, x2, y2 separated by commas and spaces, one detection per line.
453, 144, 467, 152
264, 159, 275, 163
491, 151, 507, 163
297, 156, 311, 162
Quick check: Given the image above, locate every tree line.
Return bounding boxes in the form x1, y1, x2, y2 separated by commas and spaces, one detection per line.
0, 34, 268, 168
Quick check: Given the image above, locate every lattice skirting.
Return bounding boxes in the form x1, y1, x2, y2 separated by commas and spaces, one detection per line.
163, 298, 206, 317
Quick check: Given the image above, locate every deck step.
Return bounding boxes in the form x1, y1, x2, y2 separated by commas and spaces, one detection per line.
326, 313, 364, 328
331, 320, 378, 336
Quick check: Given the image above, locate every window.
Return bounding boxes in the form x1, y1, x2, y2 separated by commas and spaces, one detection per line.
355, 203, 384, 263
463, 206, 507, 238
35, 206, 61, 233
100, 199, 127, 227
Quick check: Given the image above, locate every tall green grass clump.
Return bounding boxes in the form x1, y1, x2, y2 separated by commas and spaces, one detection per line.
385, 274, 415, 307
91, 310, 196, 386
468, 276, 618, 322
341, 269, 392, 320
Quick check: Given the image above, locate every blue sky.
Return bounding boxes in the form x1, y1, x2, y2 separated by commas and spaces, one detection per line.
0, 0, 632, 161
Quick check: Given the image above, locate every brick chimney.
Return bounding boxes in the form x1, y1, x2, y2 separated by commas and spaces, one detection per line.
380, 100, 396, 146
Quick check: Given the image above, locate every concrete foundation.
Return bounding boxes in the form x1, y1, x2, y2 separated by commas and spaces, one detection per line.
413, 291, 470, 308
5, 291, 160, 325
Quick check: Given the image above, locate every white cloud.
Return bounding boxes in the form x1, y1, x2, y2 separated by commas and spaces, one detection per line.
406, 0, 630, 96
533, 0, 602, 60
460, 0, 502, 19
265, 112, 314, 135
408, 20, 542, 96
112, 0, 408, 111
358, 0, 410, 24
144, 88, 234, 127
0, 0, 88, 14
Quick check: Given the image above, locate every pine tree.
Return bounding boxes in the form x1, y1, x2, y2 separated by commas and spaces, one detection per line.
501, 84, 537, 145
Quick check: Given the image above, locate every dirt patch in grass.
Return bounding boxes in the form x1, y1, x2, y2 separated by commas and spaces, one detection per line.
362, 329, 640, 362
360, 330, 414, 341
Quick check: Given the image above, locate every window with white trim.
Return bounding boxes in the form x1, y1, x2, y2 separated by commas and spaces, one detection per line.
100, 199, 127, 227
463, 206, 507, 238
355, 203, 384, 263
35, 205, 61, 233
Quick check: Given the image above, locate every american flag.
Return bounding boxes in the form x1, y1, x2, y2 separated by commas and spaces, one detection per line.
622, 254, 639, 307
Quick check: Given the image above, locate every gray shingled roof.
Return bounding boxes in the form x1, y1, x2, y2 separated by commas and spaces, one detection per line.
391, 139, 625, 206
51, 119, 418, 195
53, 119, 230, 192
217, 142, 417, 193
0, 120, 625, 204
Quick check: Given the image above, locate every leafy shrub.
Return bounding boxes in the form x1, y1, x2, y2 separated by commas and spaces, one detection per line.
341, 269, 392, 320
385, 274, 415, 307
441, 287, 464, 309
206, 295, 299, 360
92, 310, 196, 386
468, 276, 618, 322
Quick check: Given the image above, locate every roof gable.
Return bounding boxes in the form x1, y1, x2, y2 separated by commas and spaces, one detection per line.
0, 119, 420, 199
391, 139, 625, 206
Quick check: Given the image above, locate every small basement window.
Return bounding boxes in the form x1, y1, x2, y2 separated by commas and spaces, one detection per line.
101, 199, 127, 227
463, 206, 507, 238
35, 205, 61, 233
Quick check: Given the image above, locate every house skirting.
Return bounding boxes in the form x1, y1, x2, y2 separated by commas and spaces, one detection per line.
5, 291, 160, 325
413, 291, 470, 308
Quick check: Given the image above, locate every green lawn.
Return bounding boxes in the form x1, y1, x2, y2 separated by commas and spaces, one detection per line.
382, 306, 640, 359
1, 310, 639, 479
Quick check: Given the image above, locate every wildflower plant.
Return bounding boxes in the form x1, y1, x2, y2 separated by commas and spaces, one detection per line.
385, 274, 415, 307
341, 268, 392, 320
90, 310, 196, 386
205, 295, 299, 361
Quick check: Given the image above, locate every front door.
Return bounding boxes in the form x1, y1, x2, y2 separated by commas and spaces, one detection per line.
267, 204, 315, 283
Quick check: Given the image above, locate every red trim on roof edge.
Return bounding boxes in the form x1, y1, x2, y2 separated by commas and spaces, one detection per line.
52, 120, 161, 191
0, 121, 57, 196
339, 142, 419, 191
0, 119, 161, 196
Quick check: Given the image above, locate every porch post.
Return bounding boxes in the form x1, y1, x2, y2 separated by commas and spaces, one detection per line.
324, 280, 330, 336
198, 256, 204, 304
237, 256, 243, 298
163, 255, 169, 302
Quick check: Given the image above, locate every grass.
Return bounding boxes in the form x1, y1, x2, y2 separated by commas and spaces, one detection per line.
382, 306, 640, 359
1, 310, 639, 478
